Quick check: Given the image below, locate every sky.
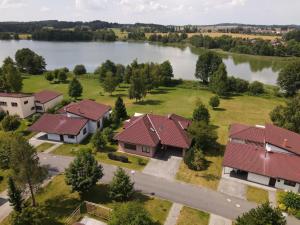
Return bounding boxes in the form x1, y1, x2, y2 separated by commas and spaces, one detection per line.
0, 0, 299, 25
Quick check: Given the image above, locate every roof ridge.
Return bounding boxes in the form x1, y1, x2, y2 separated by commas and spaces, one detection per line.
125, 114, 147, 129
147, 114, 161, 140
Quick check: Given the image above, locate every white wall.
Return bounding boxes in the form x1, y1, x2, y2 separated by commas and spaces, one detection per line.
248, 173, 270, 185
223, 167, 234, 174
63, 123, 89, 143
266, 143, 295, 155
47, 133, 61, 142
275, 179, 300, 193
35, 95, 63, 113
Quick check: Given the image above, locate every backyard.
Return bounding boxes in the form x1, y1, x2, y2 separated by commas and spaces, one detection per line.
21, 75, 283, 189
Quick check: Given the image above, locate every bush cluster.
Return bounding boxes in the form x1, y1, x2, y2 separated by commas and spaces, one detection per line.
108, 152, 129, 163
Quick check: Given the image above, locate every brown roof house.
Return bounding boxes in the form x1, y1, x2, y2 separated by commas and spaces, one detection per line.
223, 123, 300, 192
29, 100, 111, 143
34, 90, 63, 113
114, 113, 192, 157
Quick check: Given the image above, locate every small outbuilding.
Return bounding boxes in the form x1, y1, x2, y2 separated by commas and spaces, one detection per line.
34, 90, 63, 113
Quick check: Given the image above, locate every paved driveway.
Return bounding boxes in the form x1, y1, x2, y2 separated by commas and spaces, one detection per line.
218, 178, 246, 199
80, 216, 106, 225
143, 151, 182, 180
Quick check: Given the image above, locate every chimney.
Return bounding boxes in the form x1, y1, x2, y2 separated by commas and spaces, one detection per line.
282, 139, 288, 148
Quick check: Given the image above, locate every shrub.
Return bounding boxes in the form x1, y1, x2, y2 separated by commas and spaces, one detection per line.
209, 95, 220, 109
249, 81, 264, 95
184, 147, 208, 171
193, 102, 210, 123
0, 176, 3, 182
1, 115, 20, 131
138, 158, 146, 166
280, 191, 300, 211
73, 64, 87, 76
108, 152, 129, 163
91, 130, 107, 150
0, 111, 6, 121
103, 127, 114, 144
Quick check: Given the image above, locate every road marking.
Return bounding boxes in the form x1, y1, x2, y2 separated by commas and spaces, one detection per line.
236, 204, 240, 208
43, 157, 47, 159
227, 198, 231, 202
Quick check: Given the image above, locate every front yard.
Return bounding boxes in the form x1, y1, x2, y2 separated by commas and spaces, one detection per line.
246, 186, 269, 204
176, 206, 210, 225
0, 175, 172, 225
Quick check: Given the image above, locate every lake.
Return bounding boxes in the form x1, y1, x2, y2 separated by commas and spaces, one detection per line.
0, 40, 288, 85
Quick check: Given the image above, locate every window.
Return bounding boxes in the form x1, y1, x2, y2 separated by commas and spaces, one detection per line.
36, 106, 43, 110
11, 102, 18, 107
24, 100, 28, 105
31, 107, 35, 111
142, 146, 151, 153
0, 101, 7, 106
97, 121, 101, 128
284, 180, 296, 187
68, 135, 75, 139
83, 128, 87, 135
124, 143, 136, 151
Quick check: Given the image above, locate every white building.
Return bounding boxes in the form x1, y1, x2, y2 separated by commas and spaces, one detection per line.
34, 90, 63, 113
223, 123, 300, 192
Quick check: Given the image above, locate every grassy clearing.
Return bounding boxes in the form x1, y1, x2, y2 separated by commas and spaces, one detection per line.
35, 142, 55, 152
246, 186, 269, 204
52, 141, 149, 171
176, 206, 210, 225
0, 175, 171, 225
22, 75, 283, 189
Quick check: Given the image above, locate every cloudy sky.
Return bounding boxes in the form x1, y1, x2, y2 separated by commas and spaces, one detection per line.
0, 0, 299, 25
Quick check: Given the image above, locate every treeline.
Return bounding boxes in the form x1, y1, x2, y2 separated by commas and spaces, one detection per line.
31, 29, 117, 42
148, 33, 188, 43
188, 34, 300, 57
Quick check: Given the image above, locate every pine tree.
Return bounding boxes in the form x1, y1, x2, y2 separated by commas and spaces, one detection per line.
7, 177, 23, 212
193, 103, 210, 123
68, 78, 83, 99
65, 150, 103, 198
91, 130, 107, 150
109, 167, 134, 202
114, 96, 128, 120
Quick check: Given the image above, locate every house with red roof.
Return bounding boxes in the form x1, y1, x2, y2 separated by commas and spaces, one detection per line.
114, 113, 192, 157
34, 90, 63, 113
223, 123, 300, 192
29, 100, 111, 143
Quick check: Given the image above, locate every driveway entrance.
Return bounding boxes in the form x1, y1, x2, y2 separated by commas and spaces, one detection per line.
142, 150, 182, 180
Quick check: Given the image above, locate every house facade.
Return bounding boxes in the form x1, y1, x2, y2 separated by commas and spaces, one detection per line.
29, 114, 89, 144
223, 123, 300, 192
34, 90, 63, 113
29, 99, 111, 143
115, 113, 191, 157
0, 93, 36, 118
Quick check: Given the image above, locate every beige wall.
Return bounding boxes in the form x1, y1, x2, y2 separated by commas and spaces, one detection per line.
119, 141, 157, 157
36, 95, 63, 113
0, 96, 35, 118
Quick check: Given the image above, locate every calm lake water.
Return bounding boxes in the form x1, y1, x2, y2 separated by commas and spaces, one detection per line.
0, 40, 287, 85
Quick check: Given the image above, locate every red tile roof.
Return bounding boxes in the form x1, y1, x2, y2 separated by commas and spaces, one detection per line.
223, 142, 300, 183
29, 114, 88, 135
34, 90, 62, 104
229, 123, 300, 155
115, 114, 191, 149
0, 93, 32, 98
59, 100, 111, 121
265, 124, 300, 155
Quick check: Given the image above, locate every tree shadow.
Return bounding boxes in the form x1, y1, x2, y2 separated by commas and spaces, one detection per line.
213, 108, 226, 112
198, 173, 221, 181
111, 93, 127, 98
134, 99, 163, 106
83, 184, 112, 205
204, 144, 225, 157
149, 88, 175, 95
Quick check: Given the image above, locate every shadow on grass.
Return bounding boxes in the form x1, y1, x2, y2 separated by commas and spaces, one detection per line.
111, 93, 127, 98
134, 99, 163, 106
204, 144, 225, 157
198, 173, 221, 181
149, 88, 174, 95
213, 108, 226, 112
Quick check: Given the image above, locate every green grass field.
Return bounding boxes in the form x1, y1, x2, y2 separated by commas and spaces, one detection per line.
176, 206, 210, 225
246, 186, 269, 204
36, 143, 55, 152
22, 74, 283, 189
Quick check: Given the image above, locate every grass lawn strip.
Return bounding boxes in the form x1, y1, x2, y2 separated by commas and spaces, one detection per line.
246, 186, 269, 204
35, 142, 56, 152
0, 169, 10, 193
176, 206, 210, 225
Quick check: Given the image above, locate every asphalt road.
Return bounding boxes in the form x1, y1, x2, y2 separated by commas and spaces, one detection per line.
38, 153, 300, 224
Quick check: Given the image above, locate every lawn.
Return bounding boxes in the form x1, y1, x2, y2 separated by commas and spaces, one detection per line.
0, 169, 10, 193
176, 206, 210, 225
246, 186, 269, 204
52, 142, 149, 171
36, 143, 56, 152
22, 75, 283, 189
0, 175, 171, 225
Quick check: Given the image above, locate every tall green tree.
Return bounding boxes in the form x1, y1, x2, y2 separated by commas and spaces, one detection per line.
160, 60, 174, 85
109, 202, 154, 225
9, 135, 47, 206
210, 63, 228, 96
0, 133, 12, 169
277, 61, 300, 96
193, 103, 210, 123
109, 167, 134, 202
11, 206, 51, 225
15, 48, 46, 74
91, 130, 107, 150
184, 147, 208, 171
5, 63, 23, 92
68, 78, 83, 99
65, 150, 103, 197
44, 72, 54, 83
102, 71, 119, 95
114, 96, 128, 121
195, 51, 222, 84
7, 177, 23, 212
95, 60, 117, 81
57, 70, 67, 83
73, 64, 87, 76
128, 72, 147, 102
270, 95, 300, 133
236, 202, 286, 225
